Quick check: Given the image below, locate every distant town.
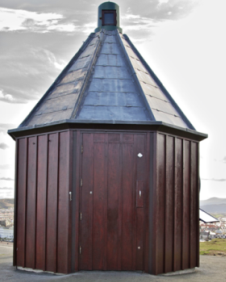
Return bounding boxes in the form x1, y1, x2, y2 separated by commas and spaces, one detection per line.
0, 207, 14, 228
1, 197, 226, 242
200, 217, 226, 241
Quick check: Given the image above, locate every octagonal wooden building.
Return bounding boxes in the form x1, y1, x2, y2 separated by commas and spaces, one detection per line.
8, 2, 207, 275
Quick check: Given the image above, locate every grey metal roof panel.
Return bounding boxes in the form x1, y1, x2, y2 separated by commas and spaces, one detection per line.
59, 69, 86, 84
83, 91, 144, 107
152, 109, 187, 128
105, 35, 117, 44
35, 93, 78, 115
140, 82, 167, 101
96, 54, 124, 67
93, 66, 131, 79
101, 43, 121, 55
27, 109, 73, 126
146, 95, 178, 116
77, 105, 149, 121
47, 82, 81, 99
88, 78, 136, 93
136, 70, 157, 87
68, 55, 92, 72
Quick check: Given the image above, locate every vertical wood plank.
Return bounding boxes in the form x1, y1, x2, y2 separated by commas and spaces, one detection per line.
149, 133, 157, 274
107, 141, 120, 270
164, 136, 174, 273
79, 133, 93, 270
135, 134, 146, 271
36, 134, 48, 270
25, 137, 37, 269
93, 136, 106, 270
57, 131, 70, 273
190, 142, 198, 268
144, 133, 150, 273
46, 133, 59, 272
174, 138, 183, 271
155, 134, 165, 274
121, 141, 134, 270
196, 143, 200, 267
73, 130, 80, 272
182, 140, 190, 270
16, 138, 27, 267
67, 130, 73, 274
13, 140, 19, 266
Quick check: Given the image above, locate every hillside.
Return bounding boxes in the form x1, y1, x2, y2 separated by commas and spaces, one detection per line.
200, 198, 226, 206
200, 198, 226, 215
0, 199, 14, 209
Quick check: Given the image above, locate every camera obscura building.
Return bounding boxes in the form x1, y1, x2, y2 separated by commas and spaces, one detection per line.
8, 2, 207, 275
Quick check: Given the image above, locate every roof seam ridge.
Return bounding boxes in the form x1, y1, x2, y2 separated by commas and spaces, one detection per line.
46, 92, 79, 101
70, 32, 106, 119
146, 94, 169, 103
116, 31, 155, 121
152, 108, 181, 118
34, 108, 73, 116
82, 105, 145, 108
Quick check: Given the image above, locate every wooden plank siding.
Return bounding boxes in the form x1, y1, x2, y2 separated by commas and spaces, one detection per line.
150, 133, 199, 274
14, 129, 200, 275
15, 131, 71, 274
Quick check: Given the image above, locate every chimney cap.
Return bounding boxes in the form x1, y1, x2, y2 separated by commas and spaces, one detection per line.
95, 2, 122, 33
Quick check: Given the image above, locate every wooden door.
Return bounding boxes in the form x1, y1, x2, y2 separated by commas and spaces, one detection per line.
78, 132, 146, 271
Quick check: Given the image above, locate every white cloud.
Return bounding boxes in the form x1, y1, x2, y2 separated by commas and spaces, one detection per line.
0, 7, 78, 33
122, 14, 155, 32
0, 89, 25, 104
29, 47, 67, 70
82, 22, 96, 34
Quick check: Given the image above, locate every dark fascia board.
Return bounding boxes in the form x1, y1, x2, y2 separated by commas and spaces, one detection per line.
123, 34, 196, 131
19, 32, 96, 127
8, 120, 207, 141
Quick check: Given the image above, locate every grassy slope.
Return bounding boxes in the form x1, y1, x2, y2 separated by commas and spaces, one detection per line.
0, 199, 14, 209
200, 239, 226, 255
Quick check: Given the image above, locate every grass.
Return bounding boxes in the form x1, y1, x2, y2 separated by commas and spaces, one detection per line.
200, 239, 226, 255
210, 213, 226, 218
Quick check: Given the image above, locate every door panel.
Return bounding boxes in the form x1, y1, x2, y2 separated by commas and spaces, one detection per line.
107, 142, 121, 270
79, 132, 146, 271
121, 142, 135, 270
79, 134, 93, 270
93, 141, 106, 270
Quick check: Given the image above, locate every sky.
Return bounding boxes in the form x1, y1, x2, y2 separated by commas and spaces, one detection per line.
0, 0, 225, 200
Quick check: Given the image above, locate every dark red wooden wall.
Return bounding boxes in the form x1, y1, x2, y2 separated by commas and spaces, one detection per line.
14, 128, 200, 275
15, 131, 72, 274
148, 132, 199, 275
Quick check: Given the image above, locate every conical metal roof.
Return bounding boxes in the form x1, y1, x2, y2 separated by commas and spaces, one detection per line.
18, 28, 195, 130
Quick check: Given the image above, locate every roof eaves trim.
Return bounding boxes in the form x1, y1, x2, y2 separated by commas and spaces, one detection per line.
8, 119, 208, 140
123, 34, 196, 130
